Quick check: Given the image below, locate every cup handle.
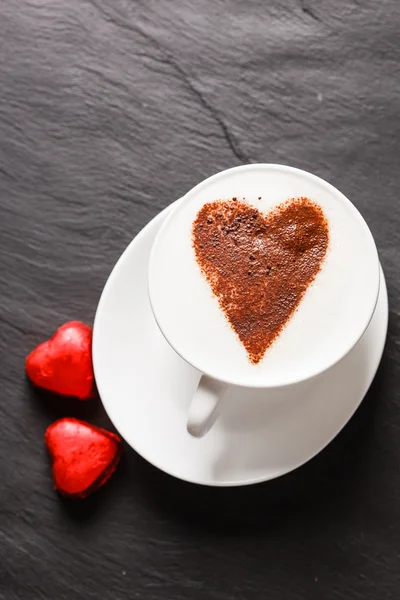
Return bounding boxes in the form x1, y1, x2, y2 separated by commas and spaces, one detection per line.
187, 375, 228, 438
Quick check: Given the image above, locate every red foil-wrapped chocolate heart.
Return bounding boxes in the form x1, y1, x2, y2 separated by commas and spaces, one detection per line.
26, 321, 95, 400
45, 418, 123, 498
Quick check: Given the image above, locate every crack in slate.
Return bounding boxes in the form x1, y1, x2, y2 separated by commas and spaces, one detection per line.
93, 8, 250, 164
299, 0, 321, 22
145, 50, 250, 165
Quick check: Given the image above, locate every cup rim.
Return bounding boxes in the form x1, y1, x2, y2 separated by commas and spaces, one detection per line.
148, 163, 381, 389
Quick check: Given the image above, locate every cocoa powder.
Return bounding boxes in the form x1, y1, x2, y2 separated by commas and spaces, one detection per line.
192, 197, 329, 364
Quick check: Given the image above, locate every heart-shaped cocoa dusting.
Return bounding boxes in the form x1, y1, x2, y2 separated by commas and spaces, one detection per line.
192, 197, 329, 364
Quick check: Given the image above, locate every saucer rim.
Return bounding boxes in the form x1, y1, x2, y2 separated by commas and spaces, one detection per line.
93, 201, 388, 487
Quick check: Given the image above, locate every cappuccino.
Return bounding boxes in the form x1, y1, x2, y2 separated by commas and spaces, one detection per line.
149, 165, 379, 388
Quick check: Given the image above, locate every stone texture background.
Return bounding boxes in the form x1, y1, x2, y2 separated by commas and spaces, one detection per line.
1, 1, 399, 598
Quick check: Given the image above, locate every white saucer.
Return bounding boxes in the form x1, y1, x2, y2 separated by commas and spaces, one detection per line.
93, 202, 388, 486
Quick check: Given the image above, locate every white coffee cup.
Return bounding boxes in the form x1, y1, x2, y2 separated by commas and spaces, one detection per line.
148, 165, 380, 437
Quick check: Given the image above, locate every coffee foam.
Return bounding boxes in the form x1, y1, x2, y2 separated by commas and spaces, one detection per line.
149, 165, 379, 387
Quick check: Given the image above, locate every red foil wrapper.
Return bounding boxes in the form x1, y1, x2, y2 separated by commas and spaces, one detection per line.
26, 321, 95, 400
45, 418, 123, 498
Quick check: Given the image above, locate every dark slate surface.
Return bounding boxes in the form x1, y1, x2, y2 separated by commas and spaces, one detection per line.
1, 0, 399, 598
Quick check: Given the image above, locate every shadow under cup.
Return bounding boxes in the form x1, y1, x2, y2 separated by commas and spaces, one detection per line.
148, 164, 381, 437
